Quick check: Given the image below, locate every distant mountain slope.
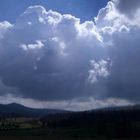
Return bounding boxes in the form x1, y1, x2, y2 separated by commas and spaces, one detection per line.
0, 103, 68, 117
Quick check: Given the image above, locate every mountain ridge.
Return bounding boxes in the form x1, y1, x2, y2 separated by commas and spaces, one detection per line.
0, 103, 68, 117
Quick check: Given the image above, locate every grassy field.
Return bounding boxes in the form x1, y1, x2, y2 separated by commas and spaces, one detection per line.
0, 128, 139, 140
0, 129, 105, 140
0, 136, 138, 140
0, 136, 106, 140
0, 136, 93, 140
0, 118, 42, 130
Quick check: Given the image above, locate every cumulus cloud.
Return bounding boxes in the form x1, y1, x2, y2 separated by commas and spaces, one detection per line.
0, 0, 140, 110
0, 5, 107, 102
88, 60, 109, 83
0, 21, 12, 36
20, 40, 44, 51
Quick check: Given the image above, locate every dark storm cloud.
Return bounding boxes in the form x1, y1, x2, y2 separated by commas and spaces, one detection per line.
115, 0, 140, 17
107, 28, 140, 102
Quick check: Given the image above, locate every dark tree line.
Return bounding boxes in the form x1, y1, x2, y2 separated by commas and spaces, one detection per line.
41, 108, 140, 138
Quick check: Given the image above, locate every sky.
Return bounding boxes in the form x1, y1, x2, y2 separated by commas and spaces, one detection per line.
0, 0, 140, 111
0, 0, 108, 23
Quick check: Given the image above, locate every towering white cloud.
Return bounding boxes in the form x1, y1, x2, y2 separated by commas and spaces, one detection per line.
0, 5, 107, 102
